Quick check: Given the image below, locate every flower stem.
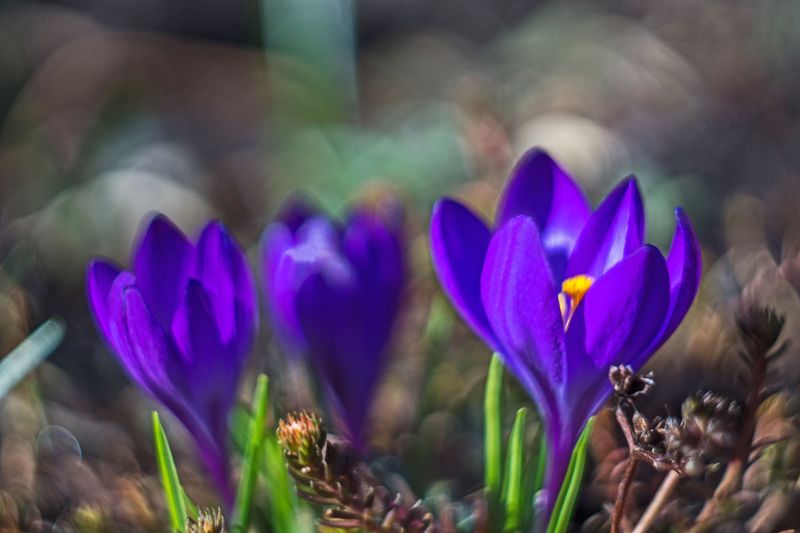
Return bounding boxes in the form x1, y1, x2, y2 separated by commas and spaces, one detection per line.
632, 470, 680, 533
611, 405, 641, 533
611, 455, 639, 533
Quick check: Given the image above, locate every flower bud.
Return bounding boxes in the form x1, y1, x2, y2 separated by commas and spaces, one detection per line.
186, 508, 225, 533
277, 411, 326, 467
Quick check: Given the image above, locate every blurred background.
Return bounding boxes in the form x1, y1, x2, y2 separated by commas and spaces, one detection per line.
1, 0, 800, 530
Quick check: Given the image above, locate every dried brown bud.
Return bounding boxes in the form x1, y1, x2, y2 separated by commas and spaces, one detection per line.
186, 508, 225, 533
609, 365, 655, 399
661, 417, 684, 455
277, 411, 326, 466
632, 412, 655, 445
681, 392, 740, 457
736, 305, 785, 356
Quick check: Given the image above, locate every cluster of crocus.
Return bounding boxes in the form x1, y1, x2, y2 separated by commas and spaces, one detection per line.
87, 215, 257, 504
87, 201, 404, 503
429, 149, 702, 511
261, 201, 404, 449
86, 146, 701, 526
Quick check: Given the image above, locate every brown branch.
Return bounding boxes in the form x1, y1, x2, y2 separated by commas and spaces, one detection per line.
632, 470, 681, 533
611, 453, 639, 533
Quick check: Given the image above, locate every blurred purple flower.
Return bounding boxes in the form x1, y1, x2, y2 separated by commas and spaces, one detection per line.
430, 149, 702, 511
86, 214, 256, 504
261, 201, 404, 449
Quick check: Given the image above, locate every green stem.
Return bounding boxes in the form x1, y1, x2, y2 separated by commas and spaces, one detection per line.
484, 354, 504, 513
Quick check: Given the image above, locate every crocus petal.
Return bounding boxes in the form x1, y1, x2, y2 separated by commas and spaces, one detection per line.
172, 280, 234, 441
566, 177, 645, 279
430, 199, 499, 351
117, 280, 188, 399
495, 149, 591, 281
105, 272, 149, 392
343, 212, 404, 354
562, 245, 670, 460
480, 216, 566, 433
86, 260, 121, 341
270, 217, 353, 352
194, 221, 257, 348
261, 222, 308, 353
296, 271, 375, 447
275, 194, 318, 233
134, 214, 192, 328
566, 245, 670, 371
640, 208, 703, 360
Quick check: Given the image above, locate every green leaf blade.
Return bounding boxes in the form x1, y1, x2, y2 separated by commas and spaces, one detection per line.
546, 417, 596, 533
501, 407, 528, 532
484, 354, 504, 516
263, 433, 298, 531
152, 411, 189, 532
232, 374, 270, 532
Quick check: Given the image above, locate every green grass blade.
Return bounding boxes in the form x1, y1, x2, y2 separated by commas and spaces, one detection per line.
152, 411, 189, 532
546, 417, 596, 533
533, 434, 548, 495
182, 488, 199, 520
263, 433, 298, 532
484, 354, 504, 517
232, 375, 270, 532
501, 407, 528, 532
521, 427, 546, 529
229, 406, 250, 456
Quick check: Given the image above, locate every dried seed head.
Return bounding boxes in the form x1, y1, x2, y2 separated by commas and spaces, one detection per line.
736, 305, 784, 356
632, 412, 656, 445
186, 508, 225, 533
609, 365, 655, 399
277, 411, 326, 465
681, 391, 740, 457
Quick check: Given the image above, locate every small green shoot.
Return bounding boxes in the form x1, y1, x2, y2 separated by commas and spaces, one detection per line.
500, 407, 528, 532
232, 374, 270, 532
484, 354, 504, 520
546, 417, 596, 533
152, 411, 189, 532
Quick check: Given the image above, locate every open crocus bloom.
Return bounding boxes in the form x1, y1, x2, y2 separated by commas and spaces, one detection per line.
261, 202, 405, 450
430, 149, 701, 512
86, 215, 257, 504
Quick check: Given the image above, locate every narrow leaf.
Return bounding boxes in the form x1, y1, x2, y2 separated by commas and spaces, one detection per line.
229, 406, 251, 455
521, 426, 546, 529
264, 430, 299, 531
501, 407, 528, 532
546, 417, 596, 533
183, 488, 199, 520
533, 434, 548, 494
484, 354, 504, 514
232, 374, 270, 532
152, 411, 189, 532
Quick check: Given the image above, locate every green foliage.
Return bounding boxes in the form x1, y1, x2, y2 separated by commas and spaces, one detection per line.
262, 421, 298, 532
500, 408, 527, 532
546, 417, 596, 533
152, 411, 191, 532
232, 374, 270, 532
484, 353, 504, 521
230, 377, 299, 532
484, 355, 545, 532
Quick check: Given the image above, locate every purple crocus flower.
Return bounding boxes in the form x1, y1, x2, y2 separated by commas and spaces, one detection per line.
86, 214, 257, 504
430, 149, 701, 511
261, 202, 404, 449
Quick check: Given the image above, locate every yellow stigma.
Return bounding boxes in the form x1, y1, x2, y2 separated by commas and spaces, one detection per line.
561, 274, 595, 310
